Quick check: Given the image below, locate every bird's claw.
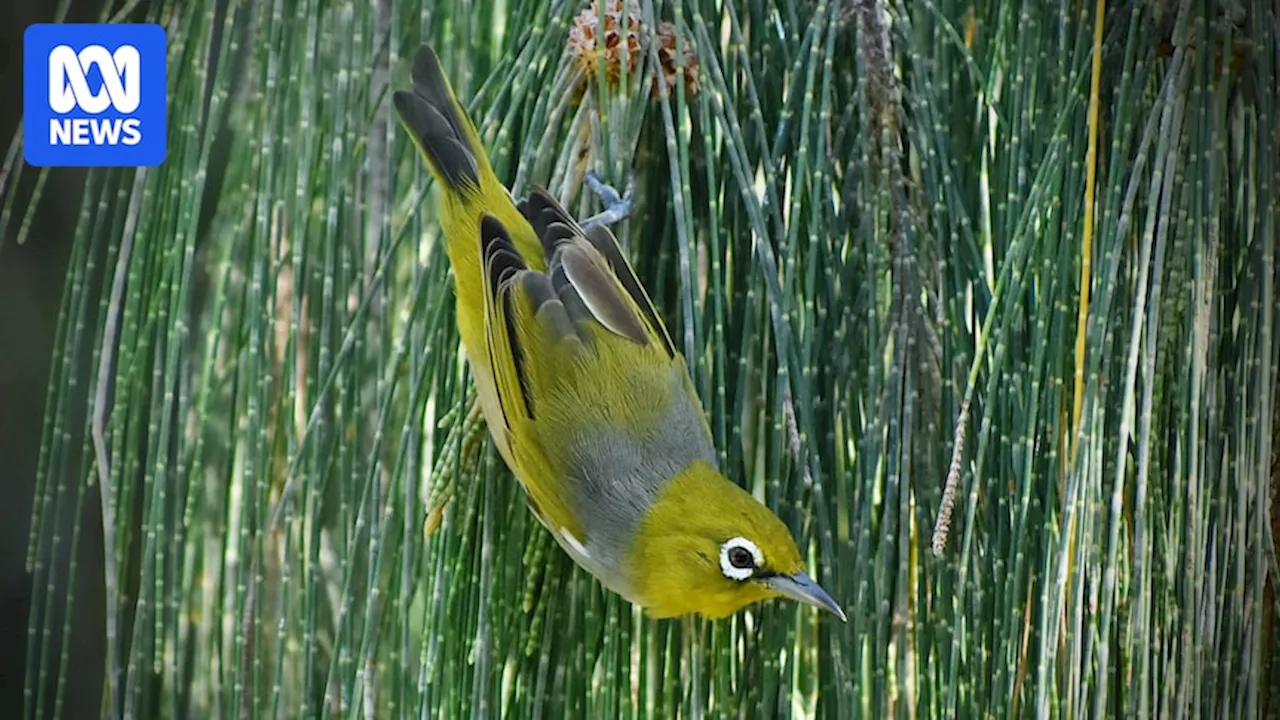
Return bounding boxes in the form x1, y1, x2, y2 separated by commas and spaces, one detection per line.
580, 170, 636, 231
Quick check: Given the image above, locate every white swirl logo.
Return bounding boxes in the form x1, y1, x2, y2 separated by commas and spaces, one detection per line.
47, 44, 141, 114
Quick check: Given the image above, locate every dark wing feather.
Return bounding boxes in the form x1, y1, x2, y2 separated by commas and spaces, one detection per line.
480, 215, 535, 419
520, 187, 676, 358
579, 224, 676, 358
556, 244, 650, 346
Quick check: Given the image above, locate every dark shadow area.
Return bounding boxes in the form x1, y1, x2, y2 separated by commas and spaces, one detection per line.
0, 0, 108, 716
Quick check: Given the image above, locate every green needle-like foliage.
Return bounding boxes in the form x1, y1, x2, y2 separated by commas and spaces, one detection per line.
7, 0, 1277, 717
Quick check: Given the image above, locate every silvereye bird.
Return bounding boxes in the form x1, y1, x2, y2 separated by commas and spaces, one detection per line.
393, 44, 844, 621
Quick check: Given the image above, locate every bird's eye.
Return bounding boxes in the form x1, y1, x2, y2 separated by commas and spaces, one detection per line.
719, 537, 764, 581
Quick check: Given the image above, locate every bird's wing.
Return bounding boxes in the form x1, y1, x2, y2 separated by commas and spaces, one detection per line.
518, 188, 677, 359
479, 213, 593, 540
477, 199, 715, 545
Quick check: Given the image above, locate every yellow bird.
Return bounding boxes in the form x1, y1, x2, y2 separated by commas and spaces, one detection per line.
393, 44, 844, 621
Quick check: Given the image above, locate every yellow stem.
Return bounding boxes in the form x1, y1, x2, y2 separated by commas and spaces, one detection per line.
1072, 0, 1107, 465
1062, 6, 1106, 718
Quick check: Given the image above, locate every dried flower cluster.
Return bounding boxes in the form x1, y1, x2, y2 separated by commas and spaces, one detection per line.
566, 0, 700, 99
652, 21, 699, 97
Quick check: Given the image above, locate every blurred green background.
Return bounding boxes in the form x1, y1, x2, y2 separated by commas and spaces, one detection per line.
1, 0, 1277, 717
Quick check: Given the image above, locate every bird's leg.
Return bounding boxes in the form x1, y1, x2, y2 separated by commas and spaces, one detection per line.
579, 169, 636, 231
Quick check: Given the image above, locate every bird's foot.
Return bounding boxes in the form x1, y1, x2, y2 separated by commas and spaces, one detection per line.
579, 170, 636, 231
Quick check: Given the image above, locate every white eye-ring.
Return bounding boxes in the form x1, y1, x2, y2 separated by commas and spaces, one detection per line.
719, 537, 763, 581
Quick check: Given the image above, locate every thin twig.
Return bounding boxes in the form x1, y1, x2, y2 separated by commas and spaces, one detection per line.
92, 166, 148, 718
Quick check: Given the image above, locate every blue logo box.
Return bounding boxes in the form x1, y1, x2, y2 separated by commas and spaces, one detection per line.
23, 24, 167, 167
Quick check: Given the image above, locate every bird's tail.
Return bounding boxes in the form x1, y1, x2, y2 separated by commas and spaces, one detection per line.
393, 43, 544, 282
392, 44, 496, 202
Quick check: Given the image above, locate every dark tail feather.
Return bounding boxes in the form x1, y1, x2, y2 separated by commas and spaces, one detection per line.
393, 45, 482, 195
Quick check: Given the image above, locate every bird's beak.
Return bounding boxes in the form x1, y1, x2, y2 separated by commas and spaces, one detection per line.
763, 571, 847, 622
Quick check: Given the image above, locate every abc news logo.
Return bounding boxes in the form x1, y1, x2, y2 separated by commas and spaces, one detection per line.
24, 24, 166, 167
48, 44, 144, 147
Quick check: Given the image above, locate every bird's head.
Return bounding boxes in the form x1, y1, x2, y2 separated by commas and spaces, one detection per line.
625, 461, 846, 621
